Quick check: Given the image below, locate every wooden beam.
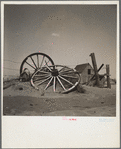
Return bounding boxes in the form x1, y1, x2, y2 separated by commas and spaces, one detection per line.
87, 64, 104, 85
90, 53, 100, 87
90, 64, 104, 81
106, 64, 111, 88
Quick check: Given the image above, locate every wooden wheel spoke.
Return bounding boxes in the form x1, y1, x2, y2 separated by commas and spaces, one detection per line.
29, 62, 80, 93
60, 74, 78, 79
36, 76, 51, 86
58, 66, 66, 72
37, 70, 50, 74
46, 59, 50, 65
40, 56, 45, 68
37, 54, 39, 68
57, 76, 66, 91
25, 61, 36, 70
45, 60, 52, 72
58, 75, 74, 86
34, 74, 50, 77
53, 77, 56, 92
60, 69, 74, 74
33, 75, 51, 82
20, 52, 55, 76
30, 56, 38, 69
60, 71, 75, 75
44, 76, 53, 90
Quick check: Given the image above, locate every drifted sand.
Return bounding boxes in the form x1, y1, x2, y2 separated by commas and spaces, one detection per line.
3, 80, 116, 116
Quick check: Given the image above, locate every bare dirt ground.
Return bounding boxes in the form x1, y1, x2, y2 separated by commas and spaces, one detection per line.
3, 80, 116, 116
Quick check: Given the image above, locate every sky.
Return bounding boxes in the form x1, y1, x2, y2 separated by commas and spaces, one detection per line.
3, 4, 117, 78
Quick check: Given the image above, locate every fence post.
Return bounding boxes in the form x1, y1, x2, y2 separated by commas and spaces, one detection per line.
106, 64, 111, 88
90, 53, 100, 87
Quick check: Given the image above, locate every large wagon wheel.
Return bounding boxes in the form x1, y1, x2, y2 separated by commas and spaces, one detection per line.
31, 65, 81, 93
20, 53, 55, 76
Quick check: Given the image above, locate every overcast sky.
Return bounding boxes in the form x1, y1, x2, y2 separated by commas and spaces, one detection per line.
4, 4, 117, 78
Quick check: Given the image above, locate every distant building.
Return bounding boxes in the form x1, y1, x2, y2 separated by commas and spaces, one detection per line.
75, 63, 95, 84
75, 63, 106, 87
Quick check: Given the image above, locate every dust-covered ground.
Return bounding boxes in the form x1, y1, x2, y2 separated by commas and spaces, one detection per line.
3, 80, 116, 116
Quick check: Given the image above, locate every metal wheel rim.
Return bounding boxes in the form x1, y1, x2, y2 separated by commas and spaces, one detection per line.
20, 52, 55, 76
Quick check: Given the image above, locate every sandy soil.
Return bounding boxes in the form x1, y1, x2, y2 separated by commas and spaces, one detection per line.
3, 80, 116, 116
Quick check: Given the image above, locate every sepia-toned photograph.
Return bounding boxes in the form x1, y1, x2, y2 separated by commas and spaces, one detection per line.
3, 3, 117, 116
1, 1, 120, 148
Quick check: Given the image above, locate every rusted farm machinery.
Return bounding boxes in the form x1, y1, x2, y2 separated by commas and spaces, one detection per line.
20, 52, 81, 93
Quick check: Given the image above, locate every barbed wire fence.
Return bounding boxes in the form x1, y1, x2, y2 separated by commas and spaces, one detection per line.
3, 60, 21, 81
3, 60, 20, 71
4, 59, 21, 64
3, 59, 78, 80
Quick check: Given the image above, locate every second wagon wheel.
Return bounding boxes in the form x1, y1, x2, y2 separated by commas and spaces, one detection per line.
31, 65, 81, 93
20, 53, 55, 77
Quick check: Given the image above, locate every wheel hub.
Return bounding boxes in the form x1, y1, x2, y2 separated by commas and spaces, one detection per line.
51, 69, 59, 76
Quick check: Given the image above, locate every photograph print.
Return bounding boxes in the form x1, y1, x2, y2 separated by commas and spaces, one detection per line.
3, 3, 118, 116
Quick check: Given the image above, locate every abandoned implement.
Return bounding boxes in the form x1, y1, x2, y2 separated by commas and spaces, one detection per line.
20, 53, 80, 93
31, 65, 81, 93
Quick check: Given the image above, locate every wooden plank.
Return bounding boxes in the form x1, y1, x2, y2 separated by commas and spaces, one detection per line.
87, 64, 104, 84
90, 53, 100, 87
106, 64, 111, 88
